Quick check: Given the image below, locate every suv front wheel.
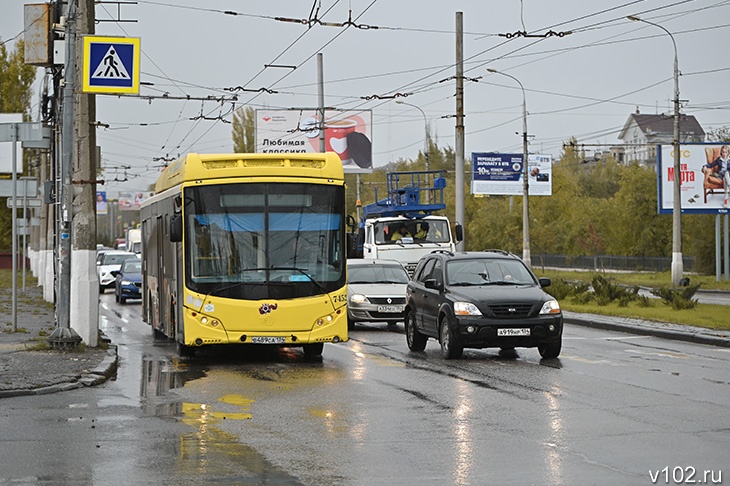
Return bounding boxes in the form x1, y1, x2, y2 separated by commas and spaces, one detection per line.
538, 340, 562, 359
405, 312, 427, 352
439, 316, 463, 359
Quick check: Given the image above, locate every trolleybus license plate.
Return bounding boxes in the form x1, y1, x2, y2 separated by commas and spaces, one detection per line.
497, 328, 530, 336
251, 336, 286, 344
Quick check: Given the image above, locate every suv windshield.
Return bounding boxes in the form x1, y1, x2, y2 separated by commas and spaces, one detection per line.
446, 258, 535, 286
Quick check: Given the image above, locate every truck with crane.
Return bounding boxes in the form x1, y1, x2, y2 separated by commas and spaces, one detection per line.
347, 170, 461, 276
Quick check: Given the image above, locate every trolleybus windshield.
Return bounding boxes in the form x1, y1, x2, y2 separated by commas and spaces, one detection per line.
184, 182, 345, 300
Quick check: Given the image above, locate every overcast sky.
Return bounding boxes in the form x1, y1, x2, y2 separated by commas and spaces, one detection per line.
2, 0, 729, 197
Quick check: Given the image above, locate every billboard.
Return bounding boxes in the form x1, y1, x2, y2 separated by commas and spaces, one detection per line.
471, 152, 552, 196
255, 109, 373, 174
657, 143, 730, 215
118, 191, 154, 211
96, 191, 107, 215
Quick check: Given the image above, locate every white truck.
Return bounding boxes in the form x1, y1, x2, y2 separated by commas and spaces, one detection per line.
348, 171, 461, 275
125, 228, 142, 254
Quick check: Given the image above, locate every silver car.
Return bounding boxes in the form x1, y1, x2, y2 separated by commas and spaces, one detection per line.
347, 259, 410, 329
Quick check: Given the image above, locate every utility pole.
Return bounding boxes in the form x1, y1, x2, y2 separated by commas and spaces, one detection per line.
454, 12, 465, 252
317, 53, 325, 153
49, 0, 82, 348
70, 0, 100, 346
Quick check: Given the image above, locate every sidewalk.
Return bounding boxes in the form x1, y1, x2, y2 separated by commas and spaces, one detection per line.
0, 284, 117, 399
1, 286, 729, 399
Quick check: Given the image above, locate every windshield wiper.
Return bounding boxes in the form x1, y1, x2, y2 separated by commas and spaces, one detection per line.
271, 267, 328, 296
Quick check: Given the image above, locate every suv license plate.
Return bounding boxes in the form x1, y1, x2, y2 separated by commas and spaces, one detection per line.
251, 336, 286, 344
498, 328, 530, 337
377, 305, 403, 313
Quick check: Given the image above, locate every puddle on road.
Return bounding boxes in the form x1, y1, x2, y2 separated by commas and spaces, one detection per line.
139, 354, 302, 483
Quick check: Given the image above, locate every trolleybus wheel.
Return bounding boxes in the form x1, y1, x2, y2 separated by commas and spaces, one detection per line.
177, 341, 195, 358
302, 343, 324, 358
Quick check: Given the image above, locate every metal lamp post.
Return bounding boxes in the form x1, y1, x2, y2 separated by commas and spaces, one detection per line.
628, 15, 683, 285
487, 68, 531, 267
395, 100, 430, 172
396, 100, 431, 204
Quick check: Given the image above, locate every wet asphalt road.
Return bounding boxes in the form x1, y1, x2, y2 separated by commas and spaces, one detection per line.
0, 294, 728, 485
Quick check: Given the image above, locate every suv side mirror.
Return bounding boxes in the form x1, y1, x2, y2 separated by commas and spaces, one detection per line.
454, 223, 463, 243
539, 277, 551, 288
424, 278, 441, 290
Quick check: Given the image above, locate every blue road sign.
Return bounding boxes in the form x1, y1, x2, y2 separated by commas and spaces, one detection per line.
82, 36, 140, 94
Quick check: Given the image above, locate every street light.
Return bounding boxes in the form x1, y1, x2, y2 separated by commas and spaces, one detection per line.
487, 68, 531, 267
395, 100, 430, 173
628, 15, 683, 286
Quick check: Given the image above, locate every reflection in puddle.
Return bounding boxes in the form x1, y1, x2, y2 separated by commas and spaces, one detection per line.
140, 354, 303, 484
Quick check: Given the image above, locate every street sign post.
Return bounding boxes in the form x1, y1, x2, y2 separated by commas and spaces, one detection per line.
82, 36, 140, 94
6, 197, 43, 208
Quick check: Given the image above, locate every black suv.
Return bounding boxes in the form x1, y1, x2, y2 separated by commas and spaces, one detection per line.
404, 250, 563, 359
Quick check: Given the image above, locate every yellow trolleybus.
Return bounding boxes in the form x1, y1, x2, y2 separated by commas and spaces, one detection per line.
140, 152, 348, 357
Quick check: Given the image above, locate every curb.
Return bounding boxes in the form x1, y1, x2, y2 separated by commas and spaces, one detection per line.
564, 315, 730, 348
0, 345, 118, 399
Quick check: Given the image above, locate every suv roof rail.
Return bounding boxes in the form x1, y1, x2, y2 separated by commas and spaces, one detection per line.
482, 249, 513, 256
430, 249, 454, 256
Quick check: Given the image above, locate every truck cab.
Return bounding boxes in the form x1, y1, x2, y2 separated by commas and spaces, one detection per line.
350, 171, 460, 276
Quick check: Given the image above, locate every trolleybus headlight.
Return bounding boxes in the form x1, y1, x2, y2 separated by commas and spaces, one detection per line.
199, 315, 221, 327
316, 314, 335, 326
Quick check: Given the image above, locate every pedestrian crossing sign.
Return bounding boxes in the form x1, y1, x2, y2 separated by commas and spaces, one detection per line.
82, 36, 140, 94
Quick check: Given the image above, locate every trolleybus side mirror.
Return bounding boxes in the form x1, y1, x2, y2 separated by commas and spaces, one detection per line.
170, 214, 182, 242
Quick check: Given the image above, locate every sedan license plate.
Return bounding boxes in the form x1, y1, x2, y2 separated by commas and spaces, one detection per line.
497, 328, 530, 337
251, 336, 286, 344
377, 305, 404, 313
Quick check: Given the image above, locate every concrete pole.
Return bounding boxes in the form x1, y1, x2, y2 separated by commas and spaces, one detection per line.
716, 215, 721, 282
454, 12, 465, 252
49, 0, 82, 348
628, 16, 682, 285
70, 0, 100, 346
723, 214, 730, 280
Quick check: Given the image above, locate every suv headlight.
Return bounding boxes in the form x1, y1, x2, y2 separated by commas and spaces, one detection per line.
540, 299, 561, 315
350, 294, 369, 304
454, 302, 482, 316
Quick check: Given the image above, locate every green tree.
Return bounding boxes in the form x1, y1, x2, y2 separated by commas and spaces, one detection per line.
232, 106, 255, 153
0, 39, 37, 251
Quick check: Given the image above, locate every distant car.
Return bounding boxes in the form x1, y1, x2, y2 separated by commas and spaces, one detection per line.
114, 258, 142, 304
96, 246, 114, 264
97, 251, 136, 293
347, 259, 410, 329
405, 250, 563, 359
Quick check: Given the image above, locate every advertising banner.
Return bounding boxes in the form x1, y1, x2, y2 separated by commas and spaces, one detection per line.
658, 143, 730, 215
118, 191, 154, 211
471, 152, 552, 196
255, 109, 373, 174
96, 191, 107, 215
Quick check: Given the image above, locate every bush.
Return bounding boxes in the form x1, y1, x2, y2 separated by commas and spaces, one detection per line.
651, 284, 700, 310
591, 275, 639, 304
